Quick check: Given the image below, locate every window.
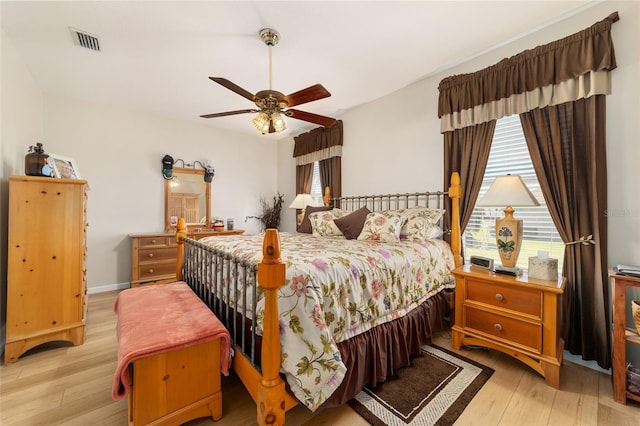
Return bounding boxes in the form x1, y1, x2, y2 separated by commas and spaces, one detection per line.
310, 161, 323, 204
463, 115, 565, 269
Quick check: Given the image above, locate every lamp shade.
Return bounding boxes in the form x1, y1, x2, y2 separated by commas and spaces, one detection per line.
477, 174, 539, 207
289, 194, 316, 209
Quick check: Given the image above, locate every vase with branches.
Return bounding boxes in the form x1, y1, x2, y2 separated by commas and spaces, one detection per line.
246, 193, 285, 231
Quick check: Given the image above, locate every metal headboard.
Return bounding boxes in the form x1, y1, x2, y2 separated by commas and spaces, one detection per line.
331, 191, 447, 212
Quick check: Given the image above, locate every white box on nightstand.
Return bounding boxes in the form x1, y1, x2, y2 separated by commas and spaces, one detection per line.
528, 256, 558, 280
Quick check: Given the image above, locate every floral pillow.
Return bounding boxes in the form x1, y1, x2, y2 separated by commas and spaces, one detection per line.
357, 212, 405, 242
401, 216, 444, 240
309, 209, 350, 237
398, 207, 445, 241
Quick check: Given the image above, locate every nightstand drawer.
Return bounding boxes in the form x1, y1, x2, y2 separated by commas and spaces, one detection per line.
138, 261, 176, 279
138, 246, 177, 263
138, 236, 175, 248
464, 305, 542, 353
467, 279, 542, 318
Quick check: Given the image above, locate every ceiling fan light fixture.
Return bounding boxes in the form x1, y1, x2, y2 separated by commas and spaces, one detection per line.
252, 112, 271, 134
271, 112, 287, 133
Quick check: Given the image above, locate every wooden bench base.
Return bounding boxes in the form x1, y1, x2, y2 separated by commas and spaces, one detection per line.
128, 339, 222, 425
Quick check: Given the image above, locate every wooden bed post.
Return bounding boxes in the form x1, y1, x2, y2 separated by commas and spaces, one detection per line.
256, 229, 287, 426
449, 172, 463, 268
176, 218, 186, 281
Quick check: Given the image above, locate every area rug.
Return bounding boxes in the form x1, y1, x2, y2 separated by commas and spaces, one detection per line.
347, 344, 494, 426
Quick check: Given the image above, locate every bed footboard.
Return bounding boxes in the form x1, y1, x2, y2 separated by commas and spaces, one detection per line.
176, 222, 292, 425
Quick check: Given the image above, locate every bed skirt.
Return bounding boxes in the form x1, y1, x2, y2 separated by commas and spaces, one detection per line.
319, 289, 452, 409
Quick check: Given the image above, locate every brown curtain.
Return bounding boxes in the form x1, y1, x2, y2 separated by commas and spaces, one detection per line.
438, 12, 618, 121
442, 121, 495, 251
319, 157, 342, 203
520, 96, 610, 368
293, 120, 343, 203
295, 163, 314, 196
437, 13, 618, 369
293, 120, 343, 157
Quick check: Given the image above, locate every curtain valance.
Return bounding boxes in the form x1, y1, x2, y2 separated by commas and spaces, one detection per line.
438, 12, 618, 133
293, 120, 343, 165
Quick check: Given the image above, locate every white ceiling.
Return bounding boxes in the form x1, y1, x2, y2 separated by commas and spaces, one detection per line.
1, 1, 600, 137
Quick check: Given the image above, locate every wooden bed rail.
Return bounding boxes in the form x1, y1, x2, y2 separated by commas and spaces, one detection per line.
174, 172, 463, 425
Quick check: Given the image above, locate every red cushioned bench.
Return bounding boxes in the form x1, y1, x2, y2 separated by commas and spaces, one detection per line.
112, 281, 231, 425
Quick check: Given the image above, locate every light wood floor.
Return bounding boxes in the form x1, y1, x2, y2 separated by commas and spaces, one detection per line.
1, 290, 639, 425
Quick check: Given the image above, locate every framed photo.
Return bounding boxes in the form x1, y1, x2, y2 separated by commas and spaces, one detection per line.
48, 154, 81, 179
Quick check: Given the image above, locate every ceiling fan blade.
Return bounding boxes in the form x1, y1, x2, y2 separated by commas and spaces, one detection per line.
209, 77, 256, 102
286, 109, 336, 127
282, 84, 331, 108
200, 109, 258, 118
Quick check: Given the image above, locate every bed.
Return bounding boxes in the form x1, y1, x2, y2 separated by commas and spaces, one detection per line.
175, 172, 463, 425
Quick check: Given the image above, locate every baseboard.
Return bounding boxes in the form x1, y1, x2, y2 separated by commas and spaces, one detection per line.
87, 282, 130, 294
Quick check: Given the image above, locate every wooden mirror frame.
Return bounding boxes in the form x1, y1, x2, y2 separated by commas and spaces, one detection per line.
164, 167, 211, 232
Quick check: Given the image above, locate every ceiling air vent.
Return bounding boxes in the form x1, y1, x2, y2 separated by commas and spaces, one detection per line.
69, 27, 101, 51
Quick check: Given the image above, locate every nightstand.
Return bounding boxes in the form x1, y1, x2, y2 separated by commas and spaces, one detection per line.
451, 264, 566, 388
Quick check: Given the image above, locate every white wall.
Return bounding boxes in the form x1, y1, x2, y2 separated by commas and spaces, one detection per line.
280, 1, 639, 266
1, 31, 279, 291
1, 29, 46, 346
40, 95, 277, 290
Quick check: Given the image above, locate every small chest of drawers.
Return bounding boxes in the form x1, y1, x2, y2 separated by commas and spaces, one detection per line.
130, 230, 244, 287
452, 265, 565, 388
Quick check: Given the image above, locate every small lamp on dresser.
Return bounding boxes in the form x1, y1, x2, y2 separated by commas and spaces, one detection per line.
477, 174, 539, 271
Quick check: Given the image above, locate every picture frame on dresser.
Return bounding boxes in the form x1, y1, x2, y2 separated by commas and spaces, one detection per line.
48, 153, 81, 179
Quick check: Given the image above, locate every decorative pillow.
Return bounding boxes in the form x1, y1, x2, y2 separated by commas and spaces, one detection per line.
309, 209, 350, 237
334, 206, 371, 240
399, 208, 446, 240
400, 216, 444, 240
298, 205, 332, 233
357, 212, 405, 242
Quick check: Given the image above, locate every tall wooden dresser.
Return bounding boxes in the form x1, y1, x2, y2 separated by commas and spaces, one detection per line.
5, 176, 89, 364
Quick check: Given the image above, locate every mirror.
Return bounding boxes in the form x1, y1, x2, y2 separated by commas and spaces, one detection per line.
164, 167, 211, 232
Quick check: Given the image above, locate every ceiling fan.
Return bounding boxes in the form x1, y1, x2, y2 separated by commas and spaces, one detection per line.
200, 28, 336, 134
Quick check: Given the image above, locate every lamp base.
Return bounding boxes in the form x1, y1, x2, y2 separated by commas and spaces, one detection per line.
296, 209, 305, 228
495, 206, 523, 268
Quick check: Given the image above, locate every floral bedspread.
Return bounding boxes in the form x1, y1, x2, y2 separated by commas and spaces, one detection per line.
198, 232, 455, 411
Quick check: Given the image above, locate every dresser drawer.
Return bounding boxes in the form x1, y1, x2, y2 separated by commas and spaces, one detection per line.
467, 279, 542, 318
138, 246, 177, 263
464, 305, 542, 353
138, 261, 176, 279
138, 236, 176, 248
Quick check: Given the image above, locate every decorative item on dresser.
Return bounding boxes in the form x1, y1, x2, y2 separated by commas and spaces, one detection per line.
129, 229, 244, 287
451, 264, 566, 388
610, 272, 640, 404
5, 176, 89, 363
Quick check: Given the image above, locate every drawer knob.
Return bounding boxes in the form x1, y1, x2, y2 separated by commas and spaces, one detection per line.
494, 323, 503, 331
148, 253, 154, 258
151, 239, 157, 244
495, 293, 504, 301
148, 269, 154, 273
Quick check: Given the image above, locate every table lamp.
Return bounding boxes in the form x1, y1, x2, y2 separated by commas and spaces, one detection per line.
289, 194, 316, 227
477, 174, 539, 270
